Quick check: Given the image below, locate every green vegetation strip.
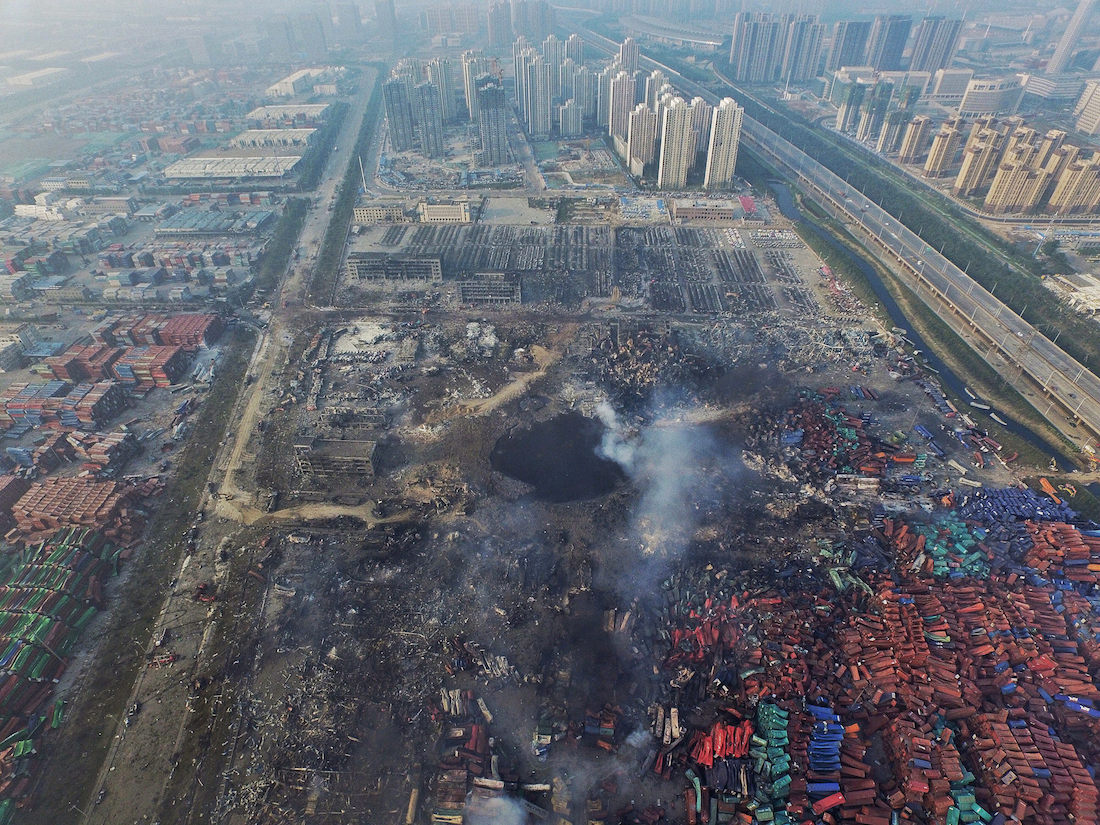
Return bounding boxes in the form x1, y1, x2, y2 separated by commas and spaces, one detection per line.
310, 66, 385, 305
671, 51, 1100, 376
295, 101, 349, 191
791, 190, 1072, 467
253, 198, 308, 297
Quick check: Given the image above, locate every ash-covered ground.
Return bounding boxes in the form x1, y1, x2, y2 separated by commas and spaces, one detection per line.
208, 311, 972, 825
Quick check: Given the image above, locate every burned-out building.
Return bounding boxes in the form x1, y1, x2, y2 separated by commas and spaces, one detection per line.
458, 273, 522, 304
345, 253, 443, 284
293, 437, 376, 478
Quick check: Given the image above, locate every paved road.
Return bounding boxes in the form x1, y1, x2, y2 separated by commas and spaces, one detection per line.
571, 26, 1100, 446
77, 67, 385, 825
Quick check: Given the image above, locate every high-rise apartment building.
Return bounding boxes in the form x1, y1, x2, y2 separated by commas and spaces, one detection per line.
1048, 154, 1100, 214
658, 97, 696, 190
559, 99, 584, 137
609, 71, 636, 140
560, 58, 577, 101
953, 125, 1008, 196
574, 65, 596, 121
413, 82, 445, 158
781, 15, 825, 84
984, 145, 1051, 214
1047, 0, 1098, 75
855, 82, 892, 143
646, 70, 668, 111
291, 13, 328, 59
899, 115, 933, 162
488, 2, 512, 52
1074, 81, 1100, 135
566, 33, 584, 63
691, 97, 713, 155
523, 54, 552, 137
703, 97, 744, 190
427, 58, 458, 123
462, 52, 492, 121
597, 64, 619, 129
476, 79, 509, 166
383, 79, 416, 151
867, 15, 912, 72
627, 103, 658, 167
923, 120, 962, 177
909, 17, 962, 73
619, 37, 640, 73
542, 34, 564, 96
510, 0, 554, 41
375, 0, 397, 37
825, 21, 871, 73
729, 13, 786, 84
835, 82, 867, 133
334, 4, 363, 43
877, 109, 908, 154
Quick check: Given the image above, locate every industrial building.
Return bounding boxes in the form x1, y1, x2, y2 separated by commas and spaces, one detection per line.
353, 203, 407, 224
266, 68, 329, 98
229, 129, 316, 149
458, 274, 522, 304
294, 437, 376, 478
1075, 81, 1100, 136
346, 253, 443, 283
417, 201, 472, 223
162, 157, 302, 180
958, 78, 1024, 117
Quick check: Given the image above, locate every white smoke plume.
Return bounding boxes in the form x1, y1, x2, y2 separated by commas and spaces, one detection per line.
595, 401, 732, 558
465, 793, 528, 825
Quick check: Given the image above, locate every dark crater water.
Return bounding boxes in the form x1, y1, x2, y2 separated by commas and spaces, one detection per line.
490, 412, 626, 502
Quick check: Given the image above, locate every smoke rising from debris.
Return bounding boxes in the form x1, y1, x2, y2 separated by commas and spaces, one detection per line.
595, 401, 735, 559
465, 793, 527, 825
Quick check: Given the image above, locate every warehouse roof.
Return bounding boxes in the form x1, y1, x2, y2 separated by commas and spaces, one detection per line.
162, 156, 302, 179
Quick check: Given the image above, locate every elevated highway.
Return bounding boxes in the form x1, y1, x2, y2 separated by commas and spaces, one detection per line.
572, 25, 1100, 445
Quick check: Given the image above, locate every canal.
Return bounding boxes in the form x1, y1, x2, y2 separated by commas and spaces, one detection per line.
768, 180, 1080, 472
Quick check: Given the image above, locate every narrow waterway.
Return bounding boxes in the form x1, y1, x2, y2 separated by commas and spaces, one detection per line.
768, 181, 1079, 472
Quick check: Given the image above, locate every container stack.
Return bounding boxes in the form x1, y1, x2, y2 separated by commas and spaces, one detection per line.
0, 381, 127, 431
65, 431, 140, 475
0, 527, 121, 806
0, 382, 71, 429
42, 344, 125, 383
0, 477, 31, 533
157, 313, 223, 350
7, 477, 143, 545
749, 701, 792, 824
111, 345, 189, 390
965, 713, 1098, 824
56, 382, 130, 429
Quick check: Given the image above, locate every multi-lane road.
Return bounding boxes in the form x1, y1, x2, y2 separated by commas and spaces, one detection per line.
573, 26, 1100, 445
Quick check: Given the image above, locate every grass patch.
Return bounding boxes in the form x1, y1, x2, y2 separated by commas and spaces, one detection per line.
531, 140, 560, 162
